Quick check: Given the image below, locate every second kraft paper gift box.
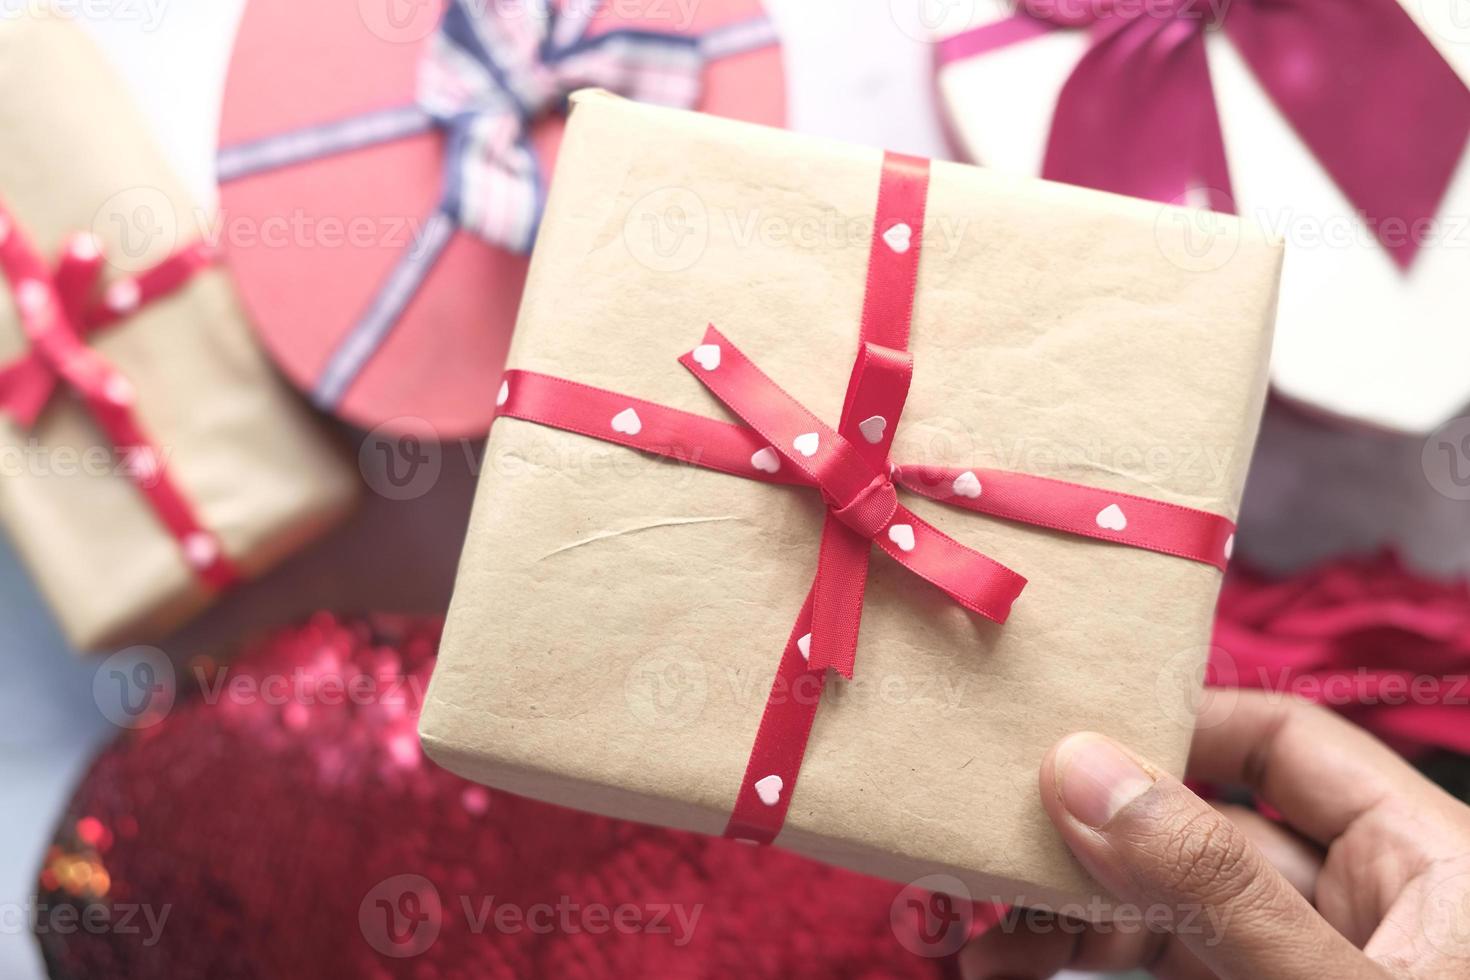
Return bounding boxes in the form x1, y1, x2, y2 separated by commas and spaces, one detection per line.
420, 90, 1281, 905
0, 13, 358, 651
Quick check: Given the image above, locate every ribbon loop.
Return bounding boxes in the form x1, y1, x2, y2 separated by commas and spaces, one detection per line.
680, 326, 882, 507
837, 341, 912, 469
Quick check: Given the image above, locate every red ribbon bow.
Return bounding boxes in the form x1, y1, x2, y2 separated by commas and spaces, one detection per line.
0, 199, 239, 591
939, 0, 1470, 269
495, 153, 1237, 842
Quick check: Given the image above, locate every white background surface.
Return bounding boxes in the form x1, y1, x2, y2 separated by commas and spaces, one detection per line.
0, 1, 1103, 977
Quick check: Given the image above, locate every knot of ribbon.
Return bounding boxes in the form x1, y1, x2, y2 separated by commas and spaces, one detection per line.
420, 0, 706, 252
493, 152, 1240, 842
0, 200, 238, 590
676, 324, 1029, 679
939, 0, 1470, 268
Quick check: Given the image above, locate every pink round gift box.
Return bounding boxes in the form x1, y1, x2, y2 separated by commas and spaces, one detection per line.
217, 0, 786, 438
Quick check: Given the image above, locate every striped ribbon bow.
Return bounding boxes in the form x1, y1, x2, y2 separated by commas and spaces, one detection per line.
422, 0, 709, 252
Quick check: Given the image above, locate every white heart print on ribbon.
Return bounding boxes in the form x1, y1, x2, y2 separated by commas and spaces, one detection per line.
182, 532, 219, 570
796, 632, 811, 662
793, 432, 819, 458
106, 278, 141, 315
611, 407, 642, 436
883, 222, 912, 254
692, 344, 721, 371
102, 375, 135, 407
750, 447, 781, 474
496, 380, 509, 407
858, 415, 887, 444
887, 523, 916, 552
754, 774, 783, 806
1095, 504, 1128, 531
952, 470, 982, 499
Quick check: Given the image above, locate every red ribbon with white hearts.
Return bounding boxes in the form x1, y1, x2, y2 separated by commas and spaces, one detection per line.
494, 152, 1235, 842
0, 198, 240, 592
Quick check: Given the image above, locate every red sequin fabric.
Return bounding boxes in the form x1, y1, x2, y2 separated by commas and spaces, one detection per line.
34, 614, 956, 979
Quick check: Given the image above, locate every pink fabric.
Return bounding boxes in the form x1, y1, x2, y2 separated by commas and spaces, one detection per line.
1215, 552, 1470, 756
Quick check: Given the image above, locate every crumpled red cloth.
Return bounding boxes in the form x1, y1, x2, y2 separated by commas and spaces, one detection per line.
34, 614, 954, 980
1212, 552, 1470, 757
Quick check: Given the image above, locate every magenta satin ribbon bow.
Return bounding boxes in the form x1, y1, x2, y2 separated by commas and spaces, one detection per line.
939, 0, 1470, 269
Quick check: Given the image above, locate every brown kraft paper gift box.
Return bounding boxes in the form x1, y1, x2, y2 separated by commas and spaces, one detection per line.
420, 90, 1281, 906
0, 12, 359, 651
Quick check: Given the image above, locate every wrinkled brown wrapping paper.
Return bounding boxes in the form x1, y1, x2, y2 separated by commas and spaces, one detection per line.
0, 13, 358, 651
422, 92, 1281, 905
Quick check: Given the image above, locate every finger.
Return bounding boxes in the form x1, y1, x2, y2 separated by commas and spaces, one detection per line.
1041, 732, 1379, 980
957, 911, 1219, 980
1189, 690, 1458, 847
1211, 803, 1323, 900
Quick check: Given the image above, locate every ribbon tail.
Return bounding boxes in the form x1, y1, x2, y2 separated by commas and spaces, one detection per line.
723, 590, 827, 844
1225, 0, 1470, 268
807, 516, 871, 678
880, 503, 1025, 623
0, 358, 57, 427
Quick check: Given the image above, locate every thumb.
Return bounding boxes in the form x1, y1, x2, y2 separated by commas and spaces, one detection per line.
1041, 732, 1377, 980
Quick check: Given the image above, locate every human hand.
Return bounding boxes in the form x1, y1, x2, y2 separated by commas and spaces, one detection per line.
960, 691, 1470, 978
